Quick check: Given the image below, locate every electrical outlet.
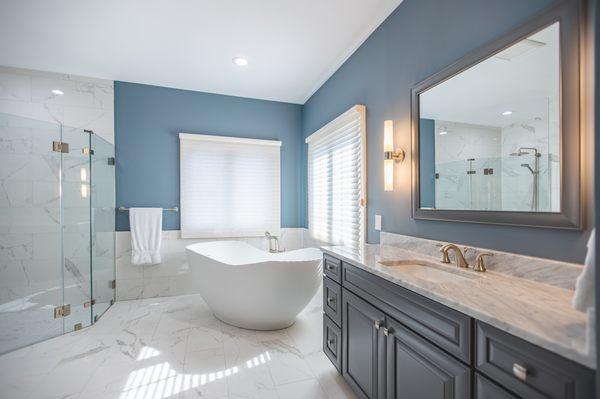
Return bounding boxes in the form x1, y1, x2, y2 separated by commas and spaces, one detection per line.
375, 214, 382, 231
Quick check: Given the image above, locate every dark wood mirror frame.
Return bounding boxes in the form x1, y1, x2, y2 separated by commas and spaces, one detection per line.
411, 0, 583, 230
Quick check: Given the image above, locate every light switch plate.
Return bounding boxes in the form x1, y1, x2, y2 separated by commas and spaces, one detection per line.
375, 215, 382, 231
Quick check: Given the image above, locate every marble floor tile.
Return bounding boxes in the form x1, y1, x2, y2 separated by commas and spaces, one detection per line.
0, 291, 356, 399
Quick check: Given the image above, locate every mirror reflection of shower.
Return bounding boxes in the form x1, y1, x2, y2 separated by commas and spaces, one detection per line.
510, 147, 541, 211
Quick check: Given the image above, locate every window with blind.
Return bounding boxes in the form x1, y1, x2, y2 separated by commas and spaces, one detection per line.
306, 105, 366, 250
179, 133, 281, 238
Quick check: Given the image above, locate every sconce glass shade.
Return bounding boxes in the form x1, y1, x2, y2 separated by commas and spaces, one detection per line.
384, 120, 394, 152
384, 120, 394, 191
384, 159, 394, 191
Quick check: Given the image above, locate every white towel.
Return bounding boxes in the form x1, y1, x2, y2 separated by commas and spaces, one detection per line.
573, 229, 595, 311
572, 229, 596, 358
129, 208, 163, 265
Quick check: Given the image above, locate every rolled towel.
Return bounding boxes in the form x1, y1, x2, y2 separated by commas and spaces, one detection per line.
129, 207, 163, 265
573, 229, 595, 311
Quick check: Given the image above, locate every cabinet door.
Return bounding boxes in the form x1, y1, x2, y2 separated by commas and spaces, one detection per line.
385, 317, 470, 399
343, 289, 385, 399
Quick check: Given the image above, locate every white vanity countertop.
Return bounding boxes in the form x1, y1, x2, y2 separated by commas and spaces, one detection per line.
321, 244, 594, 369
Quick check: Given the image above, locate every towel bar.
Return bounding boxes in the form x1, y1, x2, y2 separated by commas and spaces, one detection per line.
118, 207, 179, 212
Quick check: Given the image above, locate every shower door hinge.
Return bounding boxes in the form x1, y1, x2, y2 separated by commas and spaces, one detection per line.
108, 157, 115, 165
52, 141, 69, 153
94, 314, 99, 323
74, 323, 83, 331
54, 304, 71, 319
84, 299, 96, 308
82, 147, 95, 155
109, 280, 116, 289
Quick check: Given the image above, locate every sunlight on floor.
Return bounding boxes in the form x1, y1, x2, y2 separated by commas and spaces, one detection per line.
120, 348, 271, 399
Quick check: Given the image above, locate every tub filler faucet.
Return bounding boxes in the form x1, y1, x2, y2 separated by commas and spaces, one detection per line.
265, 232, 284, 253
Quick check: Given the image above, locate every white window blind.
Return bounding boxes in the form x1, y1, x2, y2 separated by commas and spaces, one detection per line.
179, 133, 281, 238
306, 105, 366, 250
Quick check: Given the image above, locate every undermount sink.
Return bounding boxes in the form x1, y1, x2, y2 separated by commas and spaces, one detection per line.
378, 259, 475, 284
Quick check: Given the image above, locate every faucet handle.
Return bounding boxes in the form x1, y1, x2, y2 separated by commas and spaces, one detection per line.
438, 244, 451, 263
474, 252, 493, 272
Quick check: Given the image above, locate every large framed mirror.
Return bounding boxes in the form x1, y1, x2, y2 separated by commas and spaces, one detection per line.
411, 0, 582, 229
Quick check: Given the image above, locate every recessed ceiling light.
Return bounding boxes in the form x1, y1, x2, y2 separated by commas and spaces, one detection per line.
232, 57, 248, 67
439, 131, 448, 135
502, 110, 513, 116
52, 89, 64, 95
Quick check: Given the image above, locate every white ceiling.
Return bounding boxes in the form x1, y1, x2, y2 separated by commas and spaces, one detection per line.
0, 0, 403, 104
420, 23, 559, 128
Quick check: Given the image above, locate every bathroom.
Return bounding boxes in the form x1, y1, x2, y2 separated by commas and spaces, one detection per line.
0, 0, 598, 398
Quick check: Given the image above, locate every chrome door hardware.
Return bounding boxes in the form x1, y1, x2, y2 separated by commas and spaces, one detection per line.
54, 304, 71, 319
108, 157, 115, 165
374, 320, 384, 330
82, 147, 95, 155
74, 323, 83, 331
84, 299, 96, 308
52, 141, 69, 153
383, 327, 393, 337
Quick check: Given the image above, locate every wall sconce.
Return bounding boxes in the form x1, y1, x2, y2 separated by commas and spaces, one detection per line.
383, 120, 405, 191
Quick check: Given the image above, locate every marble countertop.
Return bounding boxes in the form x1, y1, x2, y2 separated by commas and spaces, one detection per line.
321, 244, 594, 369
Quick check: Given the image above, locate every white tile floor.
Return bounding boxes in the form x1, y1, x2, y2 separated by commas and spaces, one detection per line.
0, 288, 356, 399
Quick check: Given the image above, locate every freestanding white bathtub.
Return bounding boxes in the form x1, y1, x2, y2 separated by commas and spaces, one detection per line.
185, 241, 323, 330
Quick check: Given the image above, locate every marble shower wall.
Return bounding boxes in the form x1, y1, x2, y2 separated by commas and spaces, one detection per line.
0, 66, 115, 352
115, 228, 322, 300
500, 108, 559, 212
0, 66, 114, 144
434, 120, 502, 210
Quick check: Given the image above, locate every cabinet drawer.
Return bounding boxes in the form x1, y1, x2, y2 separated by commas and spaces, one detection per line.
342, 262, 471, 363
475, 373, 517, 399
476, 322, 594, 399
323, 276, 342, 326
323, 254, 342, 282
323, 314, 342, 372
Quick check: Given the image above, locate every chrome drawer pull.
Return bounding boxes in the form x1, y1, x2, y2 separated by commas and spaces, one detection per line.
512, 363, 527, 381
374, 320, 383, 330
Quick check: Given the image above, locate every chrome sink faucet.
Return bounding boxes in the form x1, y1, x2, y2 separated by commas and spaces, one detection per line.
439, 244, 469, 268
265, 232, 284, 253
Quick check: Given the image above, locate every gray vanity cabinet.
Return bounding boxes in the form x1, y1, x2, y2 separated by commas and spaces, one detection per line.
342, 289, 385, 399
385, 316, 470, 399
323, 255, 595, 399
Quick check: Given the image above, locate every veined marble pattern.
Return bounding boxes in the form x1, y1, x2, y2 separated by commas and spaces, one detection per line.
380, 231, 584, 290
0, 65, 114, 144
0, 289, 356, 399
321, 244, 593, 369
116, 228, 314, 300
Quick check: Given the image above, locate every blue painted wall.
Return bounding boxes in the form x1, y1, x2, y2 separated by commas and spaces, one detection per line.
115, 82, 303, 231
301, 0, 593, 263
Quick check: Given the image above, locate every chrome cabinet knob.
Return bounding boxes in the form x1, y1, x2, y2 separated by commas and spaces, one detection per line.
512, 363, 527, 381
327, 297, 335, 304
327, 338, 336, 346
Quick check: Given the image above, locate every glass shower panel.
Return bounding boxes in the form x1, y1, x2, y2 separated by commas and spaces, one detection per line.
60, 126, 93, 332
0, 113, 64, 353
90, 134, 115, 321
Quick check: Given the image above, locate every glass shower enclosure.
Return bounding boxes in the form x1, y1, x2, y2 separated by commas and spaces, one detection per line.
0, 112, 115, 354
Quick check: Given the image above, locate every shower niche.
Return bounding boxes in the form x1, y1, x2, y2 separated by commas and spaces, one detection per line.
0, 112, 116, 354
411, 0, 582, 230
